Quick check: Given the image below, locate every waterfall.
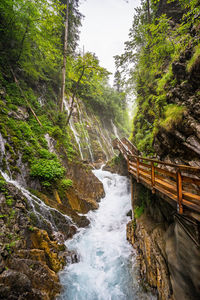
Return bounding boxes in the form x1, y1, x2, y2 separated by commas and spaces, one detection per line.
111, 120, 120, 139
96, 131, 108, 161
63, 98, 84, 160
0, 132, 5, 163
45, 133, 56, 153
0, 170, 76, 235
76, 102, 94, 162
58, 169, 156, 300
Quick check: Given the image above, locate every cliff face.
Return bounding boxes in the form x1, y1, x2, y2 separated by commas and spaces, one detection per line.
0, 81, 121, 298
127, 179, 200, 300
156, 0, 184, 23
153, 44, 200, 167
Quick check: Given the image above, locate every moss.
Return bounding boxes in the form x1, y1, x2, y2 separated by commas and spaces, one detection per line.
134, 204, 145, 219
6, 196, 13, 206
159, 104, 186, 130
187, 45, 200, 72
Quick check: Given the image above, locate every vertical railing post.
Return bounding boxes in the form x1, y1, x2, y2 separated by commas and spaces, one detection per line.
136, 157, 140, 182
130, 175, 134, 211
176, 168, 183, 214
127, 155, 130, 172
151, 161, 155, 193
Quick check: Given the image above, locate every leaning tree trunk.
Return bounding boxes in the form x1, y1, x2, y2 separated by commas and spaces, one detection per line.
60, 0, 69, 112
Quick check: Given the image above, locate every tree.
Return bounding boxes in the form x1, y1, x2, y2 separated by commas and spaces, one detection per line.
60, 0, 69, 112
65, 52, 109, 124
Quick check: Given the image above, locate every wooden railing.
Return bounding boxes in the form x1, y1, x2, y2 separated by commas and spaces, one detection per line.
113, 138, 200, 214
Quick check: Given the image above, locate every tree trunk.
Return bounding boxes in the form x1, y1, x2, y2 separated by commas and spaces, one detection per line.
147, 0, 151, 24
60, 0, 69, 112
66, 66, 85, 125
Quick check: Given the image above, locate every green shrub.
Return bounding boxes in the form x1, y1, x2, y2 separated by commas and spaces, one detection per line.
38, 148, 56, 160
60, 178, 73, 190
50, 126, 64, 140
30, 159, 65, 181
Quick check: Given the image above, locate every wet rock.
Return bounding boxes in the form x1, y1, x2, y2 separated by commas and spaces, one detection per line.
8, 107, 29, 121
65, 161, 105, 212
103, 154, 129, 176
127, 179, 200, 300
0, 270, 31, 294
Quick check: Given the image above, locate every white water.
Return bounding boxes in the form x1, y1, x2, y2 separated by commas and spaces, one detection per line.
63, 98, 84, 160
96, 133, 108, 161
0, 170, 75, 232
45, 133, 56, 153
0, 132, 5, 163
111, 120, 120, 139
76, 102, 94, 162
58, 169, 155, 300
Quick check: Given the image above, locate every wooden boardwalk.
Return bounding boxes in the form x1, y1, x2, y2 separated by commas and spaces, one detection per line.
113, 138, 200, 215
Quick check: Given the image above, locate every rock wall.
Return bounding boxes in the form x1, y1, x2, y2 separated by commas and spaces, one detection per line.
127, 178, 200, 300
154, 35, 200, 167
0, 182, 72, 299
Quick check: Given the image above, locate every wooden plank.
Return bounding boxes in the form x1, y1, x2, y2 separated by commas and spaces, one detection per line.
139, 169, 151, 180
139, 161, 151, 169
183, 191, 200, 204
176, 169, 183, 214
151, 162, 155, 192
182, 175, 200, 185
115, 138, 200, 215
156, 173, 176, 186
155, 178, 177, 195
182, 198, 200, 213
154, 166, 176, 179
154, 183, 177, 201
136, 158, 139, 182
129, 154, 200, 172
129, 162, 137, 169
139, 166, 151, 175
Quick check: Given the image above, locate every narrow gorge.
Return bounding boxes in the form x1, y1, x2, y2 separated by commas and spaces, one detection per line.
0, 0, 200, 300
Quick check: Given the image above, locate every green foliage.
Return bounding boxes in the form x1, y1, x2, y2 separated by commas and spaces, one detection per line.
134, 203, 144, 219
5, 241, 16, 254
187, 45, 200, 72
0, 179, 6, 191
6, 196, 13, 206
30, 159, 65, 182
115, 0, 200, 155
28, 226, 35, 232
60, 178, 73, 190
159, 104, 186, 130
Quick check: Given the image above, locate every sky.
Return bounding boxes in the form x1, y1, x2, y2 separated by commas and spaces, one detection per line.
78, 0, 141, 85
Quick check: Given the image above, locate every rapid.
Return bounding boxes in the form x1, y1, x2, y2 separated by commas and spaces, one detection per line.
58, 168, 155, 300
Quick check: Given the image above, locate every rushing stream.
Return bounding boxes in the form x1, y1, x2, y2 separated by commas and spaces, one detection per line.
58, 169, 155, 300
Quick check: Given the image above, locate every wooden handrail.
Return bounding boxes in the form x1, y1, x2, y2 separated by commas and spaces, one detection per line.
113, 138, 200, 215
128, 154, 200, 172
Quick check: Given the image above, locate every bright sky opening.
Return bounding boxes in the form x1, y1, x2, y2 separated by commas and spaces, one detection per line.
78, 0, 141, 85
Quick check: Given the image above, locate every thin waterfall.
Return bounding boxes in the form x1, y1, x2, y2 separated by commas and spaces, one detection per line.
96, 133, 108, 161
76, 101, 94, 162
0, 170, 76, 235
0, 132, 5, 163
44, 133, 56, 153
63, 98, 84, 160
111, 120, 120, 139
